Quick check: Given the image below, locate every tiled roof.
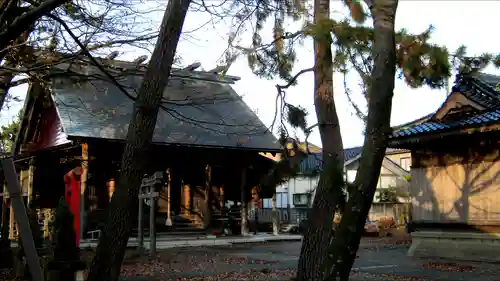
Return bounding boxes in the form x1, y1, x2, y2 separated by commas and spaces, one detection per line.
391, 72, 500, 139
297, 146, 410, 174
299, 153, 322, 173
453, 72, 500, 108
391, 108, 500, 138
50, 66, 280, 151
298, 146, 363, 173
345, 146, 363, 161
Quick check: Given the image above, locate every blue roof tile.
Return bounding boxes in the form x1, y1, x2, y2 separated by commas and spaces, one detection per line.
391, 109, 500, 138
391, 72, 500, 139
298, 146, 363, 173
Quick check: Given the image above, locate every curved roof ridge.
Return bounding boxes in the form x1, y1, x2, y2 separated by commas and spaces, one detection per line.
391, 113, 434, 131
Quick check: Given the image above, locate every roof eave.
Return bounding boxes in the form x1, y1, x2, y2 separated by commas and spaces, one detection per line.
67, 135, 282, 152
389, 123, 500, 148
50, 58, 241, 85
391, 113, 434, 132
344, 154, 362, 167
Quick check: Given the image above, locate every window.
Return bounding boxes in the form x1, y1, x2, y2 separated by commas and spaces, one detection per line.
293, 193, 311, 207
400, 157, 411, 171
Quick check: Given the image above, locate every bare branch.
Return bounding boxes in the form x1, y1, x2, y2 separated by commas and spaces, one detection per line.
342, 71, 367, 122
87, 34, 158, 51
276, 67, 314, 91
267, 67, 314, 134
47, 13, 138, 103
0, 0, 69, 51
233, 30, 304, 54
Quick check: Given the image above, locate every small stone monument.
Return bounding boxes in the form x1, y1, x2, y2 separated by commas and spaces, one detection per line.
46, 198, 86, 281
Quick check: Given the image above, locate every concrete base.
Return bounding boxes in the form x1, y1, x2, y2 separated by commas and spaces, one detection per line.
77, 233, 303, 249
408, 231, 500, 262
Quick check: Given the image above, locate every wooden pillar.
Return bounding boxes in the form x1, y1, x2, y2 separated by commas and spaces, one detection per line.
43, 209, 51, 239
149, 194, 156, 257
220, 186, 224, 210
1, 184, 6, 231
272, 188, 279, 235
218, 185, 229, 233
27, 159, 34, 206
10, 170, 27, 240
107, 179, 115, 201
8, 202, 14, 240
137, 192, 144, 251
240, 167, 248, 235
165, 168, 172, 226
2, 184, 11, 240
80, 143, 89, 244
203, 164, 212, 228
7, 179, 13, 239
182, 184, 190, 217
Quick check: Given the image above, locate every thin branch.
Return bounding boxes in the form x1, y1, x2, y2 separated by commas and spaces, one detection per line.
87, 34, 158, 51
47, 13, 138, 103
7, 78, 29, 88
268, 67, 314, 133
233, 30, 304, 54
342, 71, 367, 122
276, 67, 314, 91
304, 122, 319, 155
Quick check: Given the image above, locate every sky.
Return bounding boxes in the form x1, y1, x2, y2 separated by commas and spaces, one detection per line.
3, 0, 500, 149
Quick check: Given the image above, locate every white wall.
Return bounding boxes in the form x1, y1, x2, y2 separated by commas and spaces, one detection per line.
346, 170, 357, 183
292, 177, 318, 207
264, 176, 319, 208
262, 191, 289, 208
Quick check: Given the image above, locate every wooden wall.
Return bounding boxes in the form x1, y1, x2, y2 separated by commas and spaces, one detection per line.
410, 145, 500, 224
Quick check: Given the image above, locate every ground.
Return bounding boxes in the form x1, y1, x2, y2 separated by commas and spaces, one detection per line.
100, 236, 500, 281
1, 235, 499, 281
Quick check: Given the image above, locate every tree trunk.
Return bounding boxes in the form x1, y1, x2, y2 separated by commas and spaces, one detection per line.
295, 0, 345, 279
85, 1, 191, 281
326, 1, 399, 280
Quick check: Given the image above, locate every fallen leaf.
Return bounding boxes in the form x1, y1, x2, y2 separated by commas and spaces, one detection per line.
421, 262, 475, 272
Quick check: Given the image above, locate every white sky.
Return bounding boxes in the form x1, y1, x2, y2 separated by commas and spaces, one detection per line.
3, 0, 500, 149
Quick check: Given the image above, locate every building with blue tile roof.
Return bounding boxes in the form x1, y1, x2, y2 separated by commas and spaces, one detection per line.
388, 72, 500, 262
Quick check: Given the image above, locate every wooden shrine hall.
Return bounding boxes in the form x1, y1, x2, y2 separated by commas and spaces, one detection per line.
5, 56, 281, 244
389, 72, 500, 261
